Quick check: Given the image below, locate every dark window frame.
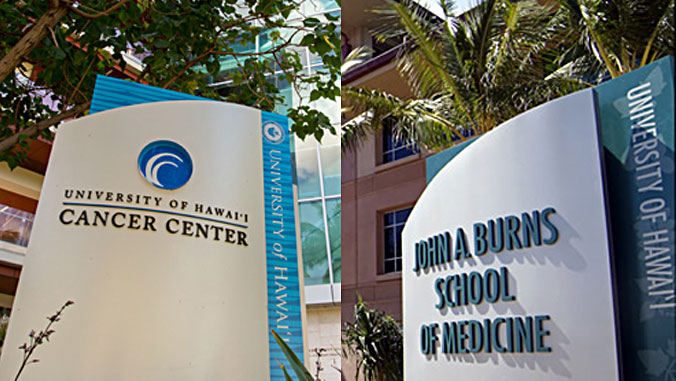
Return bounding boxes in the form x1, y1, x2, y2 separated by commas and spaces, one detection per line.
381, 206, 413, 274
381, 118, 419, 164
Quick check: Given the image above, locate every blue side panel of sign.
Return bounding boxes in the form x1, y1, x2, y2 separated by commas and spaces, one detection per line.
425, 137, 478, 183
261, 111, 304, 381
90, 75, 304, 380
595, 56, 675, 380
90, 75, 207, 114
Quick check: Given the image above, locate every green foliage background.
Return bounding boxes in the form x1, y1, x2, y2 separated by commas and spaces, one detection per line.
0, 0, 341, 168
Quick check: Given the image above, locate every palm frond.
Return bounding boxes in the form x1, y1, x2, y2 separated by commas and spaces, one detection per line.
559, 0, 674, 77
342, 46, 372, 74
341, 87, 466, 151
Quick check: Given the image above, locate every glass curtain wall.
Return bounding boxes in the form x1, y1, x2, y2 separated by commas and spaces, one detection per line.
296, 133, 340, 289
293, 1, 341, 303
211, 0, 341, 303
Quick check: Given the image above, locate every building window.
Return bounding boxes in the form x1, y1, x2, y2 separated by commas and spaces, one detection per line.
383, 207, 412, 273
382, 120, 418, 164
326, 198, 341, 282
0, 204, 34, 247
296, 133, 341, 288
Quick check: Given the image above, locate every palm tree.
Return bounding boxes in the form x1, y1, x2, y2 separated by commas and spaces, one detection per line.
343, 295, 403, 381
550, 0, 674, 81
342, 0, 582, 151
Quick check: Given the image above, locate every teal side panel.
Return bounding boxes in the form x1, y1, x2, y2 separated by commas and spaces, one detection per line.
595, 56, 675, 380
425, 137, 478, 183
261, 112, 304, 380
90, 75, 207, 114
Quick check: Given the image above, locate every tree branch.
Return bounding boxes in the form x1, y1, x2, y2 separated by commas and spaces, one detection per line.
135, 63, 151, 83
0, 101, 91, 153
63, 56, 96, 111
161, 46, 215, 89
0, 0, 71, 83
68, 0, 129, 19
231, 55, 261, 97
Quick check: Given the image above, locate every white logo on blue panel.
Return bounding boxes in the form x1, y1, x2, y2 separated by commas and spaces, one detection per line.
263, 121, 286, 144
138, 140, 193, 190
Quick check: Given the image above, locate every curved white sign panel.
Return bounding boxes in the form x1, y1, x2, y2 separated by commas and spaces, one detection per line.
0, 101, 277, 380
402, 90, 619, 380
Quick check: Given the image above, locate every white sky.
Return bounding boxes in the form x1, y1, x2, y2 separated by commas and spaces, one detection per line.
415, 0, 479, 16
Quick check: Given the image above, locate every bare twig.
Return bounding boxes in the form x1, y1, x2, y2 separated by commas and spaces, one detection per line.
48, 26, 60, 49
63, 56, 96, 111
231, 55, 261, 98
68, 0, 129, 19
135, 63, 151, 83
271, 51, 305, 103
161, 45, 216, 89
14, 301, 74, 381
313, 347, 327, 380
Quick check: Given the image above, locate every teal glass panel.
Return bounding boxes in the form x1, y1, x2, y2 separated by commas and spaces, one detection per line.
295, 137, 321, 199
309, 52, 323, 66
271, 73, 293, 115
213, 40, 256, 82
326, 198, 341, 282
319, 132, 340, 196
320, 0, 339, 10
303, 0, 339, 13
259, 28, 277, 52
299, 201, 330, 285
258, 28, 282, 69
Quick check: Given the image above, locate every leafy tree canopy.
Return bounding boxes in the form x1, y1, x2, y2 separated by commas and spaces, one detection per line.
0, 0, 341, 168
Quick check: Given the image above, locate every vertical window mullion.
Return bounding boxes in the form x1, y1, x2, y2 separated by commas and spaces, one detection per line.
315, 140, 335, 292
305, 47, 312, 76
383, 207, 412, 274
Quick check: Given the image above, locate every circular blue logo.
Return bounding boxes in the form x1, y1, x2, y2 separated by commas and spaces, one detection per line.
263, 121, 286, 144
138, 140, 193, 190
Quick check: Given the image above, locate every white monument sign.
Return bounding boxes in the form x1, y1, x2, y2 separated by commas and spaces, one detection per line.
0, 100, 300, 380
402, 90, 620, 380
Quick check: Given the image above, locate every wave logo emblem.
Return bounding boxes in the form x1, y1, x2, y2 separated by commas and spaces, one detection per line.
138, 140, 193, 190
262, 121, 286, 144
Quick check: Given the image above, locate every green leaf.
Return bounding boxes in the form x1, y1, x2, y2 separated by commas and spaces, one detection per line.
303, 17, 321, 27
325, 12, 340, 22
153, 39, 169, 49
271, 330, 313, 381
279, 363, 294, 381
300, 34, 315, 46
